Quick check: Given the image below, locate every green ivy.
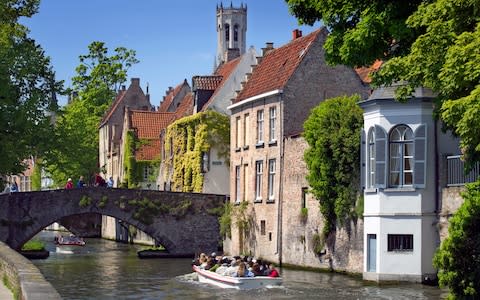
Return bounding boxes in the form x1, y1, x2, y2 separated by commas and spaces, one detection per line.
164, 111, 229, 192
219, 201, 250, 239
31, 159, 42, 191
79, 196, 92, 207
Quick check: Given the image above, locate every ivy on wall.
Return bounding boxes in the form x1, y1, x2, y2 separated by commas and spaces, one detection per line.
122, 130, 160, 188
31, 159, 42, 191
164, 110, 230, 192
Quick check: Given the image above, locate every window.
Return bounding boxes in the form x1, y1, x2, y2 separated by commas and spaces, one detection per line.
260, 220, 266, 235
243, 164, 248, 201
269, 107, 276, 142
387, 234, 413, 251
234, 24, 239, 42
367, 128, 375, 188
243, 114, 250, 148
20, 176, 31, 192
268, 159, 276, 200
201, 151, 210, 173
301, 187, 308, 209
235, 166, 241, 203
225, 23, 230, 41
257, 110, 264, 144
143, 165, 152, 181
255, 160, 263, 200
389, 125, 413, 187
235, 116, 241, 149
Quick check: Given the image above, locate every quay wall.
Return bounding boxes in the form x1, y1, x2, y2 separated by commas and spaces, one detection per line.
0, 241, 61, 300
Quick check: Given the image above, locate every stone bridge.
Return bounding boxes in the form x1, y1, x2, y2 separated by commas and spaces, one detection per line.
0, 188, 226, 254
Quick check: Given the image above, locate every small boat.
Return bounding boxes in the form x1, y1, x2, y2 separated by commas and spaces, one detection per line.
193, 265, 282, 289
55, 235, 85, 246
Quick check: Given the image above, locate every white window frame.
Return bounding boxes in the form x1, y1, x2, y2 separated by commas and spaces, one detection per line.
367, 128, 375, 188
235, 166, 241, 203
269, 107, 276, 142
244, 113, 250, 147
268, 159, 276, 200
235, 116, 241, 149
255, 160, 263, 201
389, 125, 414, 187
256, 110, 264, 144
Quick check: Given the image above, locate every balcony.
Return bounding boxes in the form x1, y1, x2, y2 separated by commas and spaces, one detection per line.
446, 155, 480, 187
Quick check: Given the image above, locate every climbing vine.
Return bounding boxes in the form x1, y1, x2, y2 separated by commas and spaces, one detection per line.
303, 95, 364, 239
164, 111, 229, 192
31, 159, 42, 191
219, 201, 250, 239
122, 130, 160, 188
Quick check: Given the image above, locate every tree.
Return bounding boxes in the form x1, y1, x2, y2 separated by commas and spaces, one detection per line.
303, 95, 363, 238
0, 0, 61, 179
286, 0, 480, 167
45, 42, 138, 185
434, 181, 480, 298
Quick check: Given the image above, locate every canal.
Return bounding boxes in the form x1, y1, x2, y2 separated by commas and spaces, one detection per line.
32, 231, 446, 299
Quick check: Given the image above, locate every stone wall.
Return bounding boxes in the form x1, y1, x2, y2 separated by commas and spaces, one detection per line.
0, 241, 60, 299
281, 136, 364, 273
439, 186, 465, 242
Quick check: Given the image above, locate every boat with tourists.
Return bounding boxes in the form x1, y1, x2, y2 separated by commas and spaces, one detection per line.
55, 234, 85, 246
193, 265, 282, 289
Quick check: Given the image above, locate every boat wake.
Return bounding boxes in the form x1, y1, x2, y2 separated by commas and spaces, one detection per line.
55, 247, 74, 254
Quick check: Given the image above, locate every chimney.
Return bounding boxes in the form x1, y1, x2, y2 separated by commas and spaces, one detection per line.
262, 42, 274, 56
292, 29, 302, 40
225, 48, 240, 62
131, 78, 140, 85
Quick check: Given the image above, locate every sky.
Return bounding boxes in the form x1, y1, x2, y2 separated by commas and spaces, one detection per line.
22, 1, 320, 107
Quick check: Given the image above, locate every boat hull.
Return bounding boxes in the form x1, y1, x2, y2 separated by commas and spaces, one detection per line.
193, 265, 282, 289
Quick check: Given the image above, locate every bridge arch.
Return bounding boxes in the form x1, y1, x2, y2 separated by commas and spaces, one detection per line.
0, 188, 225, 254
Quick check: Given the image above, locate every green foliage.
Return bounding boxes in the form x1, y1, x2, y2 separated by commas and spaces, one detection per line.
312, 233, 325, 255
164, 111, 230, 192
127, 197, 193, 225
303, 95, 363, 237
31, 159, 42, 191
219, 202, 233, 238
45, 41, 138, 185
0, 0, 61, 176
98, 195, 108, 208
219, 201, 251, 239
434, 180, 480, 299
21, 239, 45, 251
300, 207, 308, 223
79, 196, 92, 207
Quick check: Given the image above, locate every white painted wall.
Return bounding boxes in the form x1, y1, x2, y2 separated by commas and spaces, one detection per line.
203, 146, 229, 195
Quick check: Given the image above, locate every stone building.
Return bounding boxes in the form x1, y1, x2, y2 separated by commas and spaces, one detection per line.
227, 28, 369, 265
99, 78, 152, 187
158, 79, 191, 113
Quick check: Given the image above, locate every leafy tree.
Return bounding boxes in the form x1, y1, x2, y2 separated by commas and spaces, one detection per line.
0, 0, 61, 177
434, 181, 480, 298
303, 95, 363, 238
286, 0, 480, 168
45, 42, 138, 184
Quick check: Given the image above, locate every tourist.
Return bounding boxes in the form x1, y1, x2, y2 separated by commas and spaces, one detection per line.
107, 177, 114, 188
267, 263, 280, 278
65, 178, 74, 189
224, 259, 240, 277
94, 174, 106, 187
76, 176, 85, 188
204, 257, 215, 270
10, 181, 19, 192
233, 262, 254, 277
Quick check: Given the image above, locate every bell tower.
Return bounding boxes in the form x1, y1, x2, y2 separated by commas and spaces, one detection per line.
216, 2, 247, 66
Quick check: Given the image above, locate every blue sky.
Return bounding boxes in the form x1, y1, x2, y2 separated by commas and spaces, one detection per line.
23, 1, 320, 107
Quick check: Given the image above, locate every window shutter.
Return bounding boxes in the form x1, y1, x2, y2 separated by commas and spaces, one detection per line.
360, 129, 366, 190
374, 125, 387, 188
414, 124, 427, 188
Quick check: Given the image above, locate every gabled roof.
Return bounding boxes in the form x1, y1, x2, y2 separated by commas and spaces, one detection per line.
174, 93, 194, 120
234, 28, 324, 103
100, 90, 127, 126
355, 60, 383, 84
129, 110, 175, 160
158, 80, 187, 113
200, 56, 242, 112
192, 75, 223, 91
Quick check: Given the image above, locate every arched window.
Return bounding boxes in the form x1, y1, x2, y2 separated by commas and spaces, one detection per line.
225, 24, 230, 41
234, 24, 239, 42
389, 125, 414, 187
367, 128, 375, 188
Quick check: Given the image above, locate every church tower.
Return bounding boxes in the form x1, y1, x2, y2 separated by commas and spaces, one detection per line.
216, 2, 247, 66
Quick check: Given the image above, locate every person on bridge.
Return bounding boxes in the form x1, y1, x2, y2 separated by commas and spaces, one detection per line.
76, 176, 86, 188
107, 177, 114, 188
94, 174, 107, 187
65, 178, 74, 189
10, 181, 19, 192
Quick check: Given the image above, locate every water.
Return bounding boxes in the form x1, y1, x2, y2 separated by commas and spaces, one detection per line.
32, 231, 447, 299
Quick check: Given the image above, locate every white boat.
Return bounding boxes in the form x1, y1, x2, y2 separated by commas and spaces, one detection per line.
193, 265, 282, 289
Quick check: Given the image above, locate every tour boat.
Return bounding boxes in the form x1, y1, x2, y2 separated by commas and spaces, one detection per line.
193, 265, 282, 289
55, 235, 85, 246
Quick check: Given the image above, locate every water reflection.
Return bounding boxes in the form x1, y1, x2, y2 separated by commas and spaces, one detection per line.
31, 231, 446, 299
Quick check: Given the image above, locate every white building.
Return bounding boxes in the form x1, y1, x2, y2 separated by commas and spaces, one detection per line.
360, 83, 460, 282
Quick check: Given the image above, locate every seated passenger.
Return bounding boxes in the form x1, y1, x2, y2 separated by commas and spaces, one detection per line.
233, 262, 254, 277
199, 253, 208, 268
204, 257, 215, 270
267, 263, 280, 278
224, 259, 240, 277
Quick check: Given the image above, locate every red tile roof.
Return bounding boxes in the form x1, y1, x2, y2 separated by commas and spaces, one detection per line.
200, 56, 242, 112
234, 28, 324, 103
193, 75, 223, 91
174, 93, 194, 120
158, 81, 185, 112
129, 110, 174, 160
355, 60, 383, 84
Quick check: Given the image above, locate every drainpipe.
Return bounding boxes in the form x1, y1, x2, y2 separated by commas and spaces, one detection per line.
277, 93, 284, 266
434, 118, 439, 213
